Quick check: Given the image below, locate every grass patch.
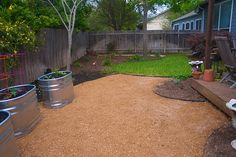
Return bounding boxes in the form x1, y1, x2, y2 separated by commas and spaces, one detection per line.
103, 54, 192, 78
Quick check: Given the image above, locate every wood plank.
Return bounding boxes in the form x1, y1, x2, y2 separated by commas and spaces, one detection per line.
191, 79, 236, 117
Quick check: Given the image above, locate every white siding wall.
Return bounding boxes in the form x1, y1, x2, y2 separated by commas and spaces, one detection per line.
147, 14, 169, 30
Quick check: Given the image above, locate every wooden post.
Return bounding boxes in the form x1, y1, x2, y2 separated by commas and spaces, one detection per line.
134, 31, 137, 53
205, 0, 215, 69
177, 31, 180, 52
143, 0, 148, 56
164, 31, 167, 53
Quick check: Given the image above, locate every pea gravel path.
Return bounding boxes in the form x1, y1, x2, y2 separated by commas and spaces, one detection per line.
17, 74, 228, 157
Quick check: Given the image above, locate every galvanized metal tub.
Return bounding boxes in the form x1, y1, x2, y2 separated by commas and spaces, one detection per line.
0, 111, 20, 157
0, 85, 41, 138
38, 71, 74, 109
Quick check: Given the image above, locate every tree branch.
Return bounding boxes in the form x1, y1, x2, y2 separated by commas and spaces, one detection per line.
47, 0, 69, 31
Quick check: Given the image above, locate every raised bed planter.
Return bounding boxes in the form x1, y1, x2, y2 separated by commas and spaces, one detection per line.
38, 71, 74, 109
0, 85, 41, 138
0, 111, 20, 157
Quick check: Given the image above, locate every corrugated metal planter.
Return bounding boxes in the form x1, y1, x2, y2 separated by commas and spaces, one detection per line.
38, 71, 74, 109
0, 111, 20, 157
0, 85, 41, 138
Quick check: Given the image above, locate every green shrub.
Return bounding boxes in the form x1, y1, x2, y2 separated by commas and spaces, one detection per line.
111, 51, 117, 58
73, 61, 81, 68
103, 56, 112, 66
128, 55, 143, 62
106, 42, 116, 52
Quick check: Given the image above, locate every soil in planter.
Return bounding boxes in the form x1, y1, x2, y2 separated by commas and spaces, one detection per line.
155, 79, 206, 102
0, 111, 8, 123
0, 86, 33, 101
204, 125, 236, 157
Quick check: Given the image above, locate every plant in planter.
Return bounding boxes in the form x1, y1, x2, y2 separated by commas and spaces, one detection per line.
0, 85, 41, 138
38, 70, 74, 109
0, 111, 20, 157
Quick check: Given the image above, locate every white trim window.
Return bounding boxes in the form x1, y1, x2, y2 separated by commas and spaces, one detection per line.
173, 24, 179, 31
185, 22, 190, 30
191, 21, 194, 30
213, 0, 233, 31
182, 23, 185, 30
195, 19, 202, 31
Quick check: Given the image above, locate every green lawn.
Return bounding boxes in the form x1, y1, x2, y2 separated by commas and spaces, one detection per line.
104, 54, 192, 78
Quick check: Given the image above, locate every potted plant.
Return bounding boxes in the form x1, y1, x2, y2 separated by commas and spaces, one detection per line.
0, 110, 20, 156
38, 70, 74, 109
192, 71, 201, 79
203, 69, 214, 82
0, 84, 41, 138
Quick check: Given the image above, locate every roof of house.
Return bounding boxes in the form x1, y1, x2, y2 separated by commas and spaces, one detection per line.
172, 11, 198, 23
148, 9, 170, 22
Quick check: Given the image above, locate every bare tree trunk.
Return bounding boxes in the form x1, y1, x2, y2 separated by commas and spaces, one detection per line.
47, 0, 81, 71
67, 32, 72, 71
143, 0, 148, 56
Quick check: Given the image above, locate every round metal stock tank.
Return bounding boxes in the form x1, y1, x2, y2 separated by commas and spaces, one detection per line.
0, 85, 41, 138
38, 71, 74, 109
0, 111, 20, 157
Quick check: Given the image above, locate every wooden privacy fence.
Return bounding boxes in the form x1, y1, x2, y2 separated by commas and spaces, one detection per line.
22, 29, 88, 84
88, 31, 195, 53
1, 29, 198, 88
0, 28, 88, 88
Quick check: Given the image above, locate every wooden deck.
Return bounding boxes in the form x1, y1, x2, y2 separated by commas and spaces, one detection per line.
191, 79, 236, 117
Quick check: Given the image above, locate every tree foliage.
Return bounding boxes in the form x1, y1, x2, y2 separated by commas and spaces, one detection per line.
0, 17, 36, 54
161, 0, 204, 12
88, 0, 140, 31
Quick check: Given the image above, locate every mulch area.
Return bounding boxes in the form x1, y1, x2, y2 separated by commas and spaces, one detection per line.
204, 125, 236, 157
71, 54, 128, 85
155, 79, 206, 102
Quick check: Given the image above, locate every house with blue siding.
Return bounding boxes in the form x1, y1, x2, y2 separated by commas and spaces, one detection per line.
172, 0, 236, 36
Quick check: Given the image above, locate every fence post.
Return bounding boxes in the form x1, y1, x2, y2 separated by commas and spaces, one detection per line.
164, 31, 167, 53
178, 31, 180, 52
134, 31, 136, 53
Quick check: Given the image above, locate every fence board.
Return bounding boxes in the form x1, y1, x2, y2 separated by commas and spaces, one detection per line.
88, 30, 194, 53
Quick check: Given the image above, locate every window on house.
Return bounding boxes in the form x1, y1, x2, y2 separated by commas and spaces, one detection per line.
195, 19, 202, 31
174, 24, 179, 31
182, 23, 185, 30
213, 5, 220, 29
213, 0, 232, 31
220, 1, 232, 30
191, 21, 194, 30
185, 22, 190, 30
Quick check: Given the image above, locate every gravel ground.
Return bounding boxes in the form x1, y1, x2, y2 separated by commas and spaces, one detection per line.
17, 74, 228, 157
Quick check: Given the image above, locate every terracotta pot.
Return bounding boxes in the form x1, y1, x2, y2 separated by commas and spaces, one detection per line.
203, 69, 214, 82
192, 71, 201, 79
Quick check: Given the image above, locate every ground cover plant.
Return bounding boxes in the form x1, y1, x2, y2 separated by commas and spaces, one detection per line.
42, 71, 68, 80
103, 54, 192, 78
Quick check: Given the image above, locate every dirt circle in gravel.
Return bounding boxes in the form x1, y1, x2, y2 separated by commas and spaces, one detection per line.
155, 79, 206, 102
204, 125, 236, 157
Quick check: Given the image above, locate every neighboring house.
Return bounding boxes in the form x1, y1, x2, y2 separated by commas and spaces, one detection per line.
172, 0, 236, 36
147, 10, 170, 30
